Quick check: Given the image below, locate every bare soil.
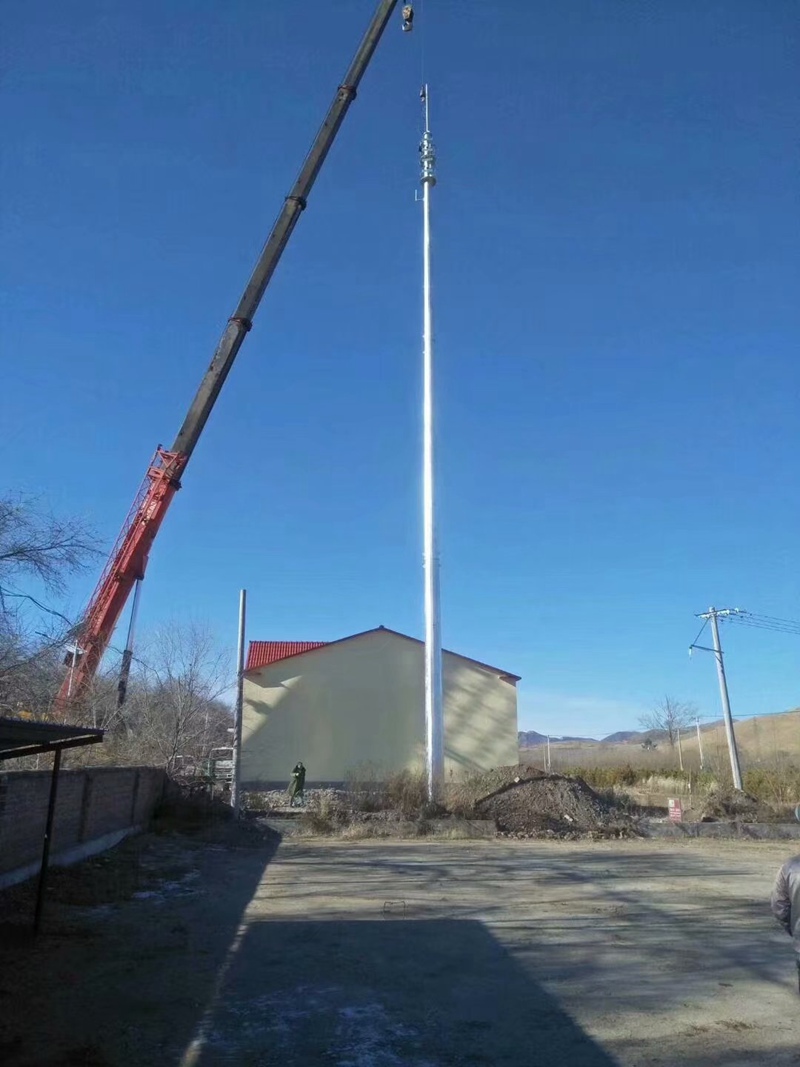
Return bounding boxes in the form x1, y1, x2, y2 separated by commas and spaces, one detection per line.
1, 828, 799, 1065
475, 772, 634, 838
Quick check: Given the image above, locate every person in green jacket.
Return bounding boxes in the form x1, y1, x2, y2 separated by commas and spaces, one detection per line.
288, 761, 306, 807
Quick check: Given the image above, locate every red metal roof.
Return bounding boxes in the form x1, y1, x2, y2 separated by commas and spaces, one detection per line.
246, 641, 327, 671
245, 627, 520, 681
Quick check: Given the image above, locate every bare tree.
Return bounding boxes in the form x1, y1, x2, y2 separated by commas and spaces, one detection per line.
0, 494, 99, 713
131, 622, 233, 770
639, 696, 697, 749
0, 493, 97, 601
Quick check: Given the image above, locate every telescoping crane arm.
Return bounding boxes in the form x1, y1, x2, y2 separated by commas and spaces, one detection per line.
57, 0, 406, 710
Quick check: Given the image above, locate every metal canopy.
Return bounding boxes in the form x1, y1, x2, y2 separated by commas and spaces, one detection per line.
0, 718, 104, 761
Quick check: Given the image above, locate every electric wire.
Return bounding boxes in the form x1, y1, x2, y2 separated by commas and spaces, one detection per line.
728, 612, 800, 636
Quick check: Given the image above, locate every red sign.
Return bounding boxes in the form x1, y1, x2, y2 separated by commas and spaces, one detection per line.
668, 798, 683, 823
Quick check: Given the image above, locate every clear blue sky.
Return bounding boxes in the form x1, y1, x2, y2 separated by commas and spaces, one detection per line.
2, 1, 798, 738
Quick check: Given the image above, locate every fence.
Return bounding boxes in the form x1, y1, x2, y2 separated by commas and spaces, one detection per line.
0, 766, 165, 887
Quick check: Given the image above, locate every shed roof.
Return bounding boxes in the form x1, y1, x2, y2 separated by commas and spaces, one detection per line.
247, 641, 327, 671
245, 626, 520, 682
0, 718, 104, 761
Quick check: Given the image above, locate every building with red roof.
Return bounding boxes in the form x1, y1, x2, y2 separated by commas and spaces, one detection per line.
241, 625, 519, 787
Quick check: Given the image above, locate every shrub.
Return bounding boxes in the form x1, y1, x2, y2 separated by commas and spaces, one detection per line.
385, 769, 429, 817
743, 765, 800, 805
344, 762, 389, 812
342, 765, 431, 816
300, 793, 350, 834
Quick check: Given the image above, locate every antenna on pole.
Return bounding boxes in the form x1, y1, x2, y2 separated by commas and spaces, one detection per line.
419, 83, 443, 801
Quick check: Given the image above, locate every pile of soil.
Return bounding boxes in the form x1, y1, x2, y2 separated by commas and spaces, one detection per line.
698, 788, 771, 823
456, 765, 536, 797
475, 773, 635, 839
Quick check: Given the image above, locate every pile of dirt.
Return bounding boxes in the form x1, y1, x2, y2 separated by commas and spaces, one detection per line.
698, 788, 773, 823
475, 773, 636, 839
445, 765, 543, 816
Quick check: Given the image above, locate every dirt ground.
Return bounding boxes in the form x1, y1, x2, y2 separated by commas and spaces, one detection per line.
1, 829, 799, 1066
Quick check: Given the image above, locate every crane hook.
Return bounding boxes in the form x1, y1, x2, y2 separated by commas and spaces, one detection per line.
402, 5, 414, 32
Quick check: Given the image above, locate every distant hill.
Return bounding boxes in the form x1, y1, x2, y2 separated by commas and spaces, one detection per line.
601, 729, 666, 744
519, 731, 598, 747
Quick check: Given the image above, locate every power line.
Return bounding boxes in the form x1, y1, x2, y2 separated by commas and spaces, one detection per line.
730, 613, 800, 636
744, 612, 800, 626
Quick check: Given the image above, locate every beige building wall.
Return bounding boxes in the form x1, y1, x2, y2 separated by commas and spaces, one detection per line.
241, 629, 518, 786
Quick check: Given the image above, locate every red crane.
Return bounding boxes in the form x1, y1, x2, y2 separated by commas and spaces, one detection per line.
57, 0, 408, 713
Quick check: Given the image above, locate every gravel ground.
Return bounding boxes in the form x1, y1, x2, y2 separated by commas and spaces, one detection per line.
244, 787, 342, 813
1, 832, 799, 1065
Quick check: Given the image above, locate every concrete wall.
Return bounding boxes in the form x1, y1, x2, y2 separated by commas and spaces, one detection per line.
241, 630, 518, 786
0, 766, 165, 886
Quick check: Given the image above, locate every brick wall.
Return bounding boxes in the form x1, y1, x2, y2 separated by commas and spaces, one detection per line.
0, 766, 165, 879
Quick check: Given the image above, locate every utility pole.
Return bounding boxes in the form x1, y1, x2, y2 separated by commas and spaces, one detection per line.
231, 589, 247, 818
695, 715, 705, 771
693, 607, 743, 790
676, 726, 684, 772
546, 735, 552, 773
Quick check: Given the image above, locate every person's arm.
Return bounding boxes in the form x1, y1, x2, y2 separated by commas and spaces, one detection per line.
771, 864, 792, 933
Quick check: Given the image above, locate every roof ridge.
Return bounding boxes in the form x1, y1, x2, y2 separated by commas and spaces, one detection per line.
245, 627, 520, 681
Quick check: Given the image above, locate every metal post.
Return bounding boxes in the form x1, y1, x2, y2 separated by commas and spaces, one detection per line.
676, 726, 684, 771
66, 647, 80, 699
420, 85, 443, 802
231, 589, 247, 818
34, 748, 62, 933
117, 577, 143, 707
696, 716, 705, 771
708, 608, 743, 790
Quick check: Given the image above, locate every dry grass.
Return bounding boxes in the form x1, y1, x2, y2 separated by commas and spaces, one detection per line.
526, 709, 800, 777
520, 710, 800, 814
527, 754, 800, 811
301, 743, 800, 836
300, 793, 351, 833
299, 769, 440, 835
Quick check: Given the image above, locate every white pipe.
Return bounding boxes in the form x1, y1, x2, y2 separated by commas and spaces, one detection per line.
231, 589, 246, 817
420, 85, 443, 800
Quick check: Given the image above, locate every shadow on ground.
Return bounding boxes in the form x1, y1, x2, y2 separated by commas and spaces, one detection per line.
0, 827, 281, 1067
268, 843, 791, 1015
185, 918, 619, 1067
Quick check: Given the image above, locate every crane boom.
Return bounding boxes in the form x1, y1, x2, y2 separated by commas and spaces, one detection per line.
57, 0, 403, 711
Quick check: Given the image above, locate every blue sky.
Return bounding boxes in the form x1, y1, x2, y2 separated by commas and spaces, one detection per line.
2, 1, 798, 738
